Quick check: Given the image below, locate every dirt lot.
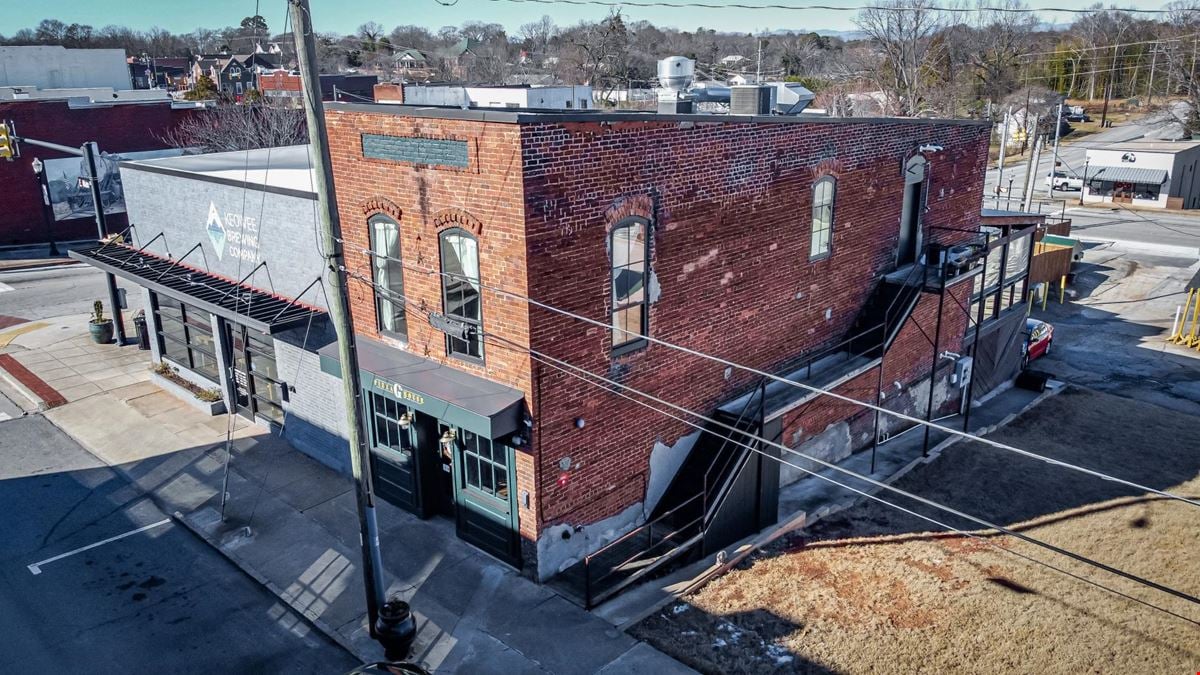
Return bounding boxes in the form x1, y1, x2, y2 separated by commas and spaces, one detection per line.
632, 387, 1200, 674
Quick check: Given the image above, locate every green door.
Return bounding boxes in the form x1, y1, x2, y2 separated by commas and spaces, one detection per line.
367, 391, 420, 514
443, 424, 521, 568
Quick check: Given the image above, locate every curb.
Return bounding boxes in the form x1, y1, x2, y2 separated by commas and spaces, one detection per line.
0, 353, 64, 408
173, 508, 373, 663
0, 259, 83, 273
1074, 235, 1200, 258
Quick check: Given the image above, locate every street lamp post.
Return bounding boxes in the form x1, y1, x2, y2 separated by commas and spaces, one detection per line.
30, 158, 59, 256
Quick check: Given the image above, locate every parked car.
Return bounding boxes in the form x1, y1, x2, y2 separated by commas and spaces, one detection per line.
1065, 113, 1091, 123
1045, 170, 1083, 191
1023, 318, 1054, 367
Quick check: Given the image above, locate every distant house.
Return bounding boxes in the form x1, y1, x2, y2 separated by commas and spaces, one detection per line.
720, 55, 747, 65
728, 73, 757, 86
393, 48, 431, 77
128, 57, 190, 90
191, 50, 282, 98
439, 37, 481, 80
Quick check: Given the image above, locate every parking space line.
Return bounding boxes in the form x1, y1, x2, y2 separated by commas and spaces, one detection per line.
27, 518, 172, 575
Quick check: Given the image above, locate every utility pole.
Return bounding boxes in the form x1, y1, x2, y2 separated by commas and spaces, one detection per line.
288, 0, 387, 638
996, 105, 1011, 204
1048, 102, 1064, 198
1022, 125, 1042, 212
1100, 43, 1120, 128
1147, 43, 1159, 106
756, 37, 763, 83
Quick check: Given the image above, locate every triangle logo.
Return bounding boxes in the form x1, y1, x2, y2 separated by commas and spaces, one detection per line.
206, 202, 226, 260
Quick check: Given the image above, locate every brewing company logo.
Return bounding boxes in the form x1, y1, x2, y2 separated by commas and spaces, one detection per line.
206, 202, 227, 260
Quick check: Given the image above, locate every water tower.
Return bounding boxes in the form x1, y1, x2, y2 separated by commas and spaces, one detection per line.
657, 56, 695, 114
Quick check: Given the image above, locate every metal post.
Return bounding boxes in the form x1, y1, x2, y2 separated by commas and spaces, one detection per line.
870, 354, 885, 474
1079, 159, 1090, 206
1006, 177, 1015, 209
289, 0, 387, 638
32, 160, 59, 256
962, 283, 987, 433
922, 283, 946, 457
83, 142, 128, 345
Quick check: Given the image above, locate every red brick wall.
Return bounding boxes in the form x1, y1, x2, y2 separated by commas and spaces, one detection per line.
0, 100, 195, 246
519, 118, 990, 537
323, 108, 539, 549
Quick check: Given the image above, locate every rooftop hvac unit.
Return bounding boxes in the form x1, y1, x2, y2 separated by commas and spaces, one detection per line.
730, 85, 773, 115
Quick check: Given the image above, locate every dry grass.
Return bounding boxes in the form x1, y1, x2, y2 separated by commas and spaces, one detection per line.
633, 388, 1200, 674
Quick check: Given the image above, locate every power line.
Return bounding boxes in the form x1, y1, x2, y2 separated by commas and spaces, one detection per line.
433, 0, 1178, 15
1018, 33, 1200, 60
516, 340, 1200, 627
347, 271, 1200, 619
338, 243, 1200, 512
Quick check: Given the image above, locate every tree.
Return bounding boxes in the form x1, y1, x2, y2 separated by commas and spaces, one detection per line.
184, 74, 218, 101
968, 0, 1039, 102
519, 15, 557, 55
160, 103, 308, 153
358, 22, 386, 52
240, 15, 268, 34
855, 0, 945, 116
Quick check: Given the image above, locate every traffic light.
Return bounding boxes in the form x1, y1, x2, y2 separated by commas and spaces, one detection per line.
0, 121, 17, 161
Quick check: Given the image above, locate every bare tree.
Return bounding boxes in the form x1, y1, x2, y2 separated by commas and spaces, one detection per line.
519, 15, 557, 55
970, 0, 1039, 101
855, 0, 944, 116
160, 104, 308, 154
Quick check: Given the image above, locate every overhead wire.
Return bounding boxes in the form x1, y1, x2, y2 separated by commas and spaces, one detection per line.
432, 0, 1179, 15
344, 270, 1200, 619
336, 240, 1200, 512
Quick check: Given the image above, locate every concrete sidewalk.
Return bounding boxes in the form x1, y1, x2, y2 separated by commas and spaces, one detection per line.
0, 316, 694, 674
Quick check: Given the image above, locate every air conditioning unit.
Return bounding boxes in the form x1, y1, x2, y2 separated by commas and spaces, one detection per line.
730, 85, 773, 115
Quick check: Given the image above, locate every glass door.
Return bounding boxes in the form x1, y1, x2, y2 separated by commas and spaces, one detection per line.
444, 425, 520, 567
225, 323, 285, 424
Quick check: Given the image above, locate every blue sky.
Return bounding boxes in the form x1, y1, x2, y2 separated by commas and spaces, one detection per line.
6, 0, 1130, 38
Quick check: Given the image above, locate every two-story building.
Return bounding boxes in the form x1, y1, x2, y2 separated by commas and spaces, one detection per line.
319, 103, 997, 602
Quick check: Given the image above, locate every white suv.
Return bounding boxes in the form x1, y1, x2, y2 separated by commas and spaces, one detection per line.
1045, 170, 1083, 191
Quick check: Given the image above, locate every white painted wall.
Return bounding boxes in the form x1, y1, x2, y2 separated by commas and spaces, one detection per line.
0, 46, 131, 91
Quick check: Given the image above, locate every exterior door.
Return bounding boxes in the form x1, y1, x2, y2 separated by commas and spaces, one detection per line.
225, 323, 285, 424
444, 425, 521, 567
898, 156, 926, 267
367, 391, 421, 514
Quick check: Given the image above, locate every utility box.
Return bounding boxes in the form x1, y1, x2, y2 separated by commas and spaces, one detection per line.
953, 356, 973, 388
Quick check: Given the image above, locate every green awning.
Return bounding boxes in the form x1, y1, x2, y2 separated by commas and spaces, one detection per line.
1087, 166, 1168, 185
319, 336, 524, 440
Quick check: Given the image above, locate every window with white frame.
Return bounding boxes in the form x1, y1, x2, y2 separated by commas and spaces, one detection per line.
810, 176, 836, 259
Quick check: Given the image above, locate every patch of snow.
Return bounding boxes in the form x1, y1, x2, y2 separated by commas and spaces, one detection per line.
766, 643, 794, 665
672, 603, 690, 615
712, 638, 727, 649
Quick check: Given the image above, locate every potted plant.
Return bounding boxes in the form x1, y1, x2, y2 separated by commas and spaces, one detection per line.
88, 300, 114, 344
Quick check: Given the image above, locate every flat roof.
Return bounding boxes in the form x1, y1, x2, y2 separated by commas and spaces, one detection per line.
326, 101, 990, 128
120, 145, 317, 198
1092, 139, 1200, 153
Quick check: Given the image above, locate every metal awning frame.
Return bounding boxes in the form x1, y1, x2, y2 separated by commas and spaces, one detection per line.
69, 243, 321, 334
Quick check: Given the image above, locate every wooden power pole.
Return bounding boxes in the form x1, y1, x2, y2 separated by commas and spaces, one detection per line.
287, 0, 387, 635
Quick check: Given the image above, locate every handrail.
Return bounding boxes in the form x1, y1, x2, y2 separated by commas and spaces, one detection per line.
701, 379, 762, 507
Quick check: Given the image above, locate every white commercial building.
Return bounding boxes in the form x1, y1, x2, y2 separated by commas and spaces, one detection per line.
1083, 140, 1200, 210
0, 46, 131, 91
389, 84, 593, 110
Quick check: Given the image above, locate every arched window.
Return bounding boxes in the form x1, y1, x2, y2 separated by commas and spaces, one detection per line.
440, 228, 483, 361
810, 176, 836, 260
610, 217, 649, 353
369, 215, 408, 341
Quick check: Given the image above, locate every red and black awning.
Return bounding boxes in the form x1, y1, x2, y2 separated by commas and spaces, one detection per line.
69, 242, 321, 334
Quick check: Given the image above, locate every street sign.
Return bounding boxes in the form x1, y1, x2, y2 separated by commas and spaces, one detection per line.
77, 177, 92, 189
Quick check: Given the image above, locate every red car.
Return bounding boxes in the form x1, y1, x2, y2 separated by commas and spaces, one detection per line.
1023, 318, 1054, 367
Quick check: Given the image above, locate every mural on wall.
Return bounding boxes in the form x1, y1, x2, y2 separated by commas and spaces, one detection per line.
43, 149, 184, 221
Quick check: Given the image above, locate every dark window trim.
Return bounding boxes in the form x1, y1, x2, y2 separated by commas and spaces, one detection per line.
152, 293, 219, 384
369, 214, 409, 343
610, 216, 651, 354
809, 175, 836, 261
439, 227, 484, 364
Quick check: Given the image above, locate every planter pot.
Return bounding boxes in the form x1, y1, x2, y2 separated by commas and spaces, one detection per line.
89, 319, 114, 345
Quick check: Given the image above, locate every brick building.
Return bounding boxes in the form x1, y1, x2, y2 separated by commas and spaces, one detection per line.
321, 102, 999, 599
0, 98, 197, 245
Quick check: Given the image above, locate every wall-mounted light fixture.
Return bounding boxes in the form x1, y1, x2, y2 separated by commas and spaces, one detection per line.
398, 412, 412, 430
439, 428, 456, 451
574, 417, 585, 429
918, 143, 944, 154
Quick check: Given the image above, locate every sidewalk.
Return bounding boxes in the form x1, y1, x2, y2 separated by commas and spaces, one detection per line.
0, 240, 92, 272
0, 316, 694, 674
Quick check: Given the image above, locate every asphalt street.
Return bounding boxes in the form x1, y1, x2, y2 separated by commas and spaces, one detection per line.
0, 264, 135, 322
0, 415, 359, 673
